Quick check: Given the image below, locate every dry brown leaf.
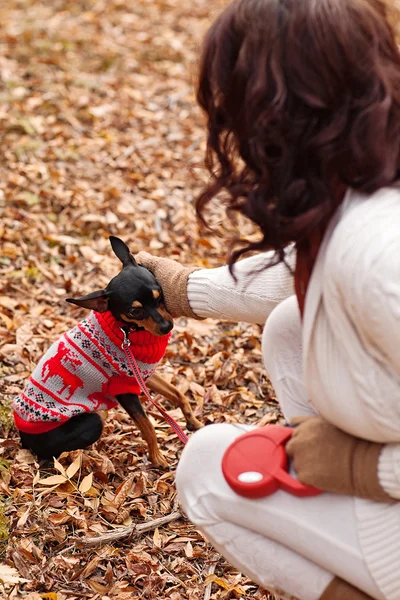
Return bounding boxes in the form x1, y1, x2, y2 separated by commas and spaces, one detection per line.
204, 574, 246, 595
53, 458, 66, 477
79, 555, 100, 579
47, 512, 72, 526
153, 527, 162, 549
189, 381, 205, 397
38, 475, 67, 486
87, 579, 111, 593
79, 246, 103, 264
113, 473, 135, 509
16, 504, 32, 528
0, 312, 13, 329
0, 296, 18, 310
185, 540, 193, 558
104, 562, 114, 583
15, 324, 33, 347
66, 454, 82, 479
78, 473, 93, 494
14, 449, 36, 464
0, 564, 29, 586
1, 1, 278, 598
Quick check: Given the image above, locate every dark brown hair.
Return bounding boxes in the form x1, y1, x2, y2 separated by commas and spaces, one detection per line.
196, 0, 400, 264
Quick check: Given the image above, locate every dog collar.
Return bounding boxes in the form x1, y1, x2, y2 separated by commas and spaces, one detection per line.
122, 322, 144, 333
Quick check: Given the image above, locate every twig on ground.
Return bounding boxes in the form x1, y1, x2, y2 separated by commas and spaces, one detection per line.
75, 510, 182, 548
203, 558, 218, 600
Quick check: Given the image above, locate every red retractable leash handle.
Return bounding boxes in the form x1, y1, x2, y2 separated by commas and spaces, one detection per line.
222, 425, 322, 499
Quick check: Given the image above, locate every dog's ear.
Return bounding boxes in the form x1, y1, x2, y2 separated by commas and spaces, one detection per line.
66, 290, 110, 313
109, 236, 137, 267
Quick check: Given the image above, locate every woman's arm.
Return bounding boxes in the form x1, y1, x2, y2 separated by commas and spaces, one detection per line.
187, 250, 295, 324
137, 248, 295, 324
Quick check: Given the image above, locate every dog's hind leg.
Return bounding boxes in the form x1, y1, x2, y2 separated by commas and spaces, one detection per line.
117, 393, 168, 468
146, 372, 203, 431
19, 413, 103, 460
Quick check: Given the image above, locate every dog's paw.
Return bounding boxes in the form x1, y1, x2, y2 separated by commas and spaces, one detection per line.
150, 451, 168, 469
186, 416, 203, 431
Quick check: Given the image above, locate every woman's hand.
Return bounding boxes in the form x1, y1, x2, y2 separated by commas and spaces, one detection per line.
135, 252, 202, 319
286, 416, 393, 502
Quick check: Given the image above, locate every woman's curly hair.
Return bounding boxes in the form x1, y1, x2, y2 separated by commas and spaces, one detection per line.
196, 0, 400, 264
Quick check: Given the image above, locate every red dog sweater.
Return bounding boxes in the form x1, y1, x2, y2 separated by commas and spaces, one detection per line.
13, 311, 170, 434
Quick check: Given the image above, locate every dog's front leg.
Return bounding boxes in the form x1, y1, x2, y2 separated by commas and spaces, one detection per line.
116, 393, 167, 468
146, 372, 203, 431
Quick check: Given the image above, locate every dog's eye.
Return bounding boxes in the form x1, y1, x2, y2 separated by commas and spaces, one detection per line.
128, 308, 145, 320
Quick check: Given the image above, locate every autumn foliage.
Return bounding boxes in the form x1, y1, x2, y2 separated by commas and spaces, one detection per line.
0, 0, 279, 598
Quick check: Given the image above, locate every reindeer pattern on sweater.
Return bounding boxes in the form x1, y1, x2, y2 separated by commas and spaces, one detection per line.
13, 311, 170, 434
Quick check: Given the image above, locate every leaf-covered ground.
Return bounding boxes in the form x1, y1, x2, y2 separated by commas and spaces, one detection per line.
0, 1, 281, 598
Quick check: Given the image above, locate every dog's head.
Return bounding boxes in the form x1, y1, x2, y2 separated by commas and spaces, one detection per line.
66, 237, 173, 336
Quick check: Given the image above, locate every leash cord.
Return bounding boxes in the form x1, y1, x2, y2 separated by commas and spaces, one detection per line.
121, 329, 188, 445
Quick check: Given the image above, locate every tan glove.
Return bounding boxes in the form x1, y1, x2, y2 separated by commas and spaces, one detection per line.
135, 252, 202, 319
320, 577, 373, 600
285, 416, 393, 502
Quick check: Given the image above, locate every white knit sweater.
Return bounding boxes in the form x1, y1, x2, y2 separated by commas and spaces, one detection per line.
187, 186, 400, 599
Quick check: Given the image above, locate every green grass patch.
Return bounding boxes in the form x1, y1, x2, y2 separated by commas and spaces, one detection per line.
0, 496, 9, 560
0, 397, 13, 433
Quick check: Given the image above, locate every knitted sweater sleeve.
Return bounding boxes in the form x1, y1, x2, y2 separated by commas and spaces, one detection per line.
187, 248, 295, 324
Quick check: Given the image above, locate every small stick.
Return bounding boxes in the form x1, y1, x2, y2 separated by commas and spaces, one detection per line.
204, 560, 217, 600
75, 510, 182, 548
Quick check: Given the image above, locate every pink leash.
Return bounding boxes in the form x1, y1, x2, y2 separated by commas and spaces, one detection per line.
121, 329, 188, 445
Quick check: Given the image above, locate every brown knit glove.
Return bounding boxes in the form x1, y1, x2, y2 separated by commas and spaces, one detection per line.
135, 252, 202, 319
320, 577, 373, 600
285, 416, 393, 502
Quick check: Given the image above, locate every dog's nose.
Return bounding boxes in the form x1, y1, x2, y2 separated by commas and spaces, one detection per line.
159, 321, 173, 335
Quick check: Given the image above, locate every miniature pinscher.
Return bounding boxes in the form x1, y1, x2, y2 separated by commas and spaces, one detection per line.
13, 236, 202, 467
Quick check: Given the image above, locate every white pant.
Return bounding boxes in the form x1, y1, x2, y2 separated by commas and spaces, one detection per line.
176, 297, 384, 600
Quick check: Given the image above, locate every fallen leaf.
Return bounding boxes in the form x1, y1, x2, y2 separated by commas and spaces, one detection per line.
204, 574, 246, 595
86, 579, 110, 593
153, 527, 162, 549
53, 458, 66, 477
113, 473, 134, 509
0, 296, 18, 310
66, 454, 82, 479
78, 473, 93, 494
15, 449, 36, 465
38, 475, 67, 486
0, 564, 29, 586
1, 3, 278, 599
16, 323, 33, 347
47, 513, 72, 525
0, 312, 13, 329
185, 540, 193, 558
16, 504, 32, 528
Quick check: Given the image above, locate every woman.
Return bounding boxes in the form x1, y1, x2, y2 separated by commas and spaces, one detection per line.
138, 0, 400, 598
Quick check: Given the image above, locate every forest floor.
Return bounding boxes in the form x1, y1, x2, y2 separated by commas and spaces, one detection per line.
0, 1, 281, 598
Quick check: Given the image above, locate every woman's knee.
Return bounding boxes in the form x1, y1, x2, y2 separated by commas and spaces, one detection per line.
262, 295, 314, 420
177, 423, 237, 488
262, 295, 301, 374
176, 423, 252, 519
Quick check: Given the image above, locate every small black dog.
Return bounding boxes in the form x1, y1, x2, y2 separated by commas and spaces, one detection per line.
13, 236, 202, 467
